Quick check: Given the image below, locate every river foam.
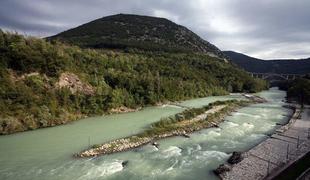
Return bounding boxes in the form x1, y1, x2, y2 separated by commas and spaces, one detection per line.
78, 160, 123, 180
161, 146, 182, 158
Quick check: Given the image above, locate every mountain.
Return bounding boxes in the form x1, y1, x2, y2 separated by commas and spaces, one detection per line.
224, 51, 310, 74
49, 14, 226, 58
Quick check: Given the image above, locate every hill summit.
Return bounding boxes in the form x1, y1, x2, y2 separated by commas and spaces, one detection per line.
49, 14, 226, 58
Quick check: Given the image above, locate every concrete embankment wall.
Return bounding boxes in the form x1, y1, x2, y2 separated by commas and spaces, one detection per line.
222, 105, 310, 180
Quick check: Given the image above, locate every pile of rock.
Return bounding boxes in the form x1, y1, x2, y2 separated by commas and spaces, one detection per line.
213, 152, 244, 177
228, 152, 244, 164
56, 72, 94, 95
110, 106, 141, 114
77, 137, 152, 157
214, 164, 231, 175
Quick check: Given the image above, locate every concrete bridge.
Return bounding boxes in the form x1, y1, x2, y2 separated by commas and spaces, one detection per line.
250, 73, 304, 80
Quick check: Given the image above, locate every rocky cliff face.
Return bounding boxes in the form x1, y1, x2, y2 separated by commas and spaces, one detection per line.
49, 14, 226, 59
56, 72, 94, 95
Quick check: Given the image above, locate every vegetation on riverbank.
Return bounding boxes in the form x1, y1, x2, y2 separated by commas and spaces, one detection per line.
0, 30, 267, 134
77, 100, 253, 157
287, 77, 310, 106
279, 75, 310, 105
138, 100, 249, 138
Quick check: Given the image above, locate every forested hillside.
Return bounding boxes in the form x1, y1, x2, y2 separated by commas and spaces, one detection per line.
49, 14, 226, 58
224, 51, 310, 74
0, 31, 267, 134
279, 75, 310, 105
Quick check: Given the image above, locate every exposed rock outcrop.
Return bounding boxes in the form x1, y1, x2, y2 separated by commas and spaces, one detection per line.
56, 72, 94, 95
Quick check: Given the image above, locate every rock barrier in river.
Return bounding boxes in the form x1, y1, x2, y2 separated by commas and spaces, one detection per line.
75, 99, 263, 158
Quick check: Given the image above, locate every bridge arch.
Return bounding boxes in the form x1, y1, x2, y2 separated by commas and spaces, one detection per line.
250, 73, 303, 80
262, 74, 288, 80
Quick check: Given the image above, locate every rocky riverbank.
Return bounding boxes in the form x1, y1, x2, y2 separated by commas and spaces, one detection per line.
75, 99, 262, 158
109, 106, 142, 114
217, 104, 310, 180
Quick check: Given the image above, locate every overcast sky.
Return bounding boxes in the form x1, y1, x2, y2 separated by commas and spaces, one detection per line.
0, 0, 309, 59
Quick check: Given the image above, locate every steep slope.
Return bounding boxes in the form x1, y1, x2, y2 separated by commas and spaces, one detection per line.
224, 51, 310, 74
0, 31, 267, 134
49, 14, 226, 58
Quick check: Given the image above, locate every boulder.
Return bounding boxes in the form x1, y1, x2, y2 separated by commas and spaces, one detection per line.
175, 114, 185, 121
39, 120, 48, 127
122, 160, 129, 167
211, 122, 219, 128
152, 142, 160, 149
227, 151, 243, 164
182, 133, 190, 138
213, 164, 231, 175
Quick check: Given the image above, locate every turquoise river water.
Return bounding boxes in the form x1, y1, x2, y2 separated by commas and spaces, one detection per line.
0, 88, 293, 180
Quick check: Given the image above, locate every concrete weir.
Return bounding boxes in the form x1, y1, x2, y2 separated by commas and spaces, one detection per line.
221, 105, 310, 180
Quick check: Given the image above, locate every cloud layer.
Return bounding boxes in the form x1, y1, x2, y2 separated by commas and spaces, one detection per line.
0, 0, 309, 59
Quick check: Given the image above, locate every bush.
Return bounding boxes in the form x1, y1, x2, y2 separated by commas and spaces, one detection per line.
92, 144, 101, 148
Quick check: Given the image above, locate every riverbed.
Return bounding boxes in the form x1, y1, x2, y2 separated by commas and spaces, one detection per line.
0, 88, 293, 180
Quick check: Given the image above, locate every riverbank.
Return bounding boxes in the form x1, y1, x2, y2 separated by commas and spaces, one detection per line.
76, 98, 264, 158
220, 104, 310, 180
0, 92, 261, 135
0, 104, 144, 135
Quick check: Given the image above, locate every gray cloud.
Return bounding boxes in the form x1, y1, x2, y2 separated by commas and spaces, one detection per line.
0, 0, 309, 59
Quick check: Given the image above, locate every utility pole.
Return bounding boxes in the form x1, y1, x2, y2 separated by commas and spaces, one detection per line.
286, 143, 289, 161
267, 160, 270, 175
297, 136, 300, 149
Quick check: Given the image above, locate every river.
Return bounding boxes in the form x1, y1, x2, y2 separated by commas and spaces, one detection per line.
0, 88, 293, 180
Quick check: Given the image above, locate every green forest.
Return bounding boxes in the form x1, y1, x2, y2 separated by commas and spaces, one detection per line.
286, 77, 310, 106
0, 30, 267, 134
277, 74, 310, 106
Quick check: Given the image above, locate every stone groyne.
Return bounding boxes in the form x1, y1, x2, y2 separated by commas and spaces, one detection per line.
75, 99, 259, 158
